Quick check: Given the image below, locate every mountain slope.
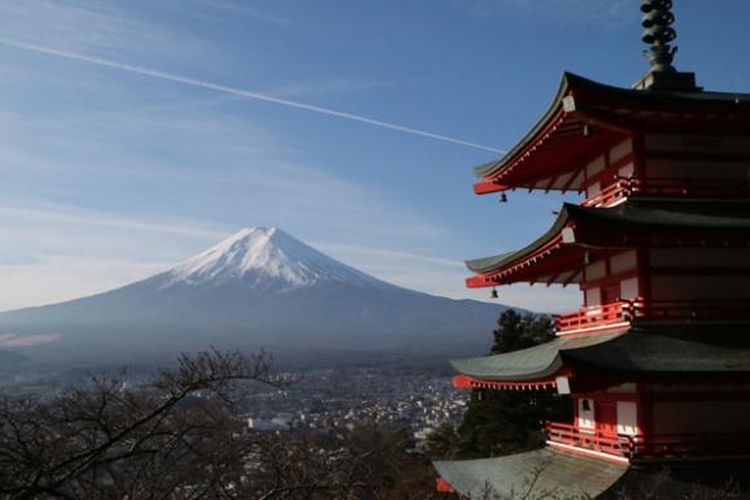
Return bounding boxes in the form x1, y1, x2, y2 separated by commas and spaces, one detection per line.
0, 227, 508, 366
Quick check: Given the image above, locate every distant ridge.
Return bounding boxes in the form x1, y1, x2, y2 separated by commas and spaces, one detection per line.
0, 227, 508, 367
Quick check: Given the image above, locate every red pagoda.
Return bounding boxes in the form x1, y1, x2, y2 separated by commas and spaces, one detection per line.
434, 2, 750, 498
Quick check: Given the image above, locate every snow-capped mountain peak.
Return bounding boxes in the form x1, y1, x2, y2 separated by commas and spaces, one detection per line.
0, 226, 507, 366
162, 226, 383, 290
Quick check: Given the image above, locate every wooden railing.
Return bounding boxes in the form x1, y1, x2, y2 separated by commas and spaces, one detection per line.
581, 176, 750, 207
581, 180, 631, 207
555, 298, 750, 334
546, 422, 750, 460
545, 421, 629, 457
554, 301, 632, 334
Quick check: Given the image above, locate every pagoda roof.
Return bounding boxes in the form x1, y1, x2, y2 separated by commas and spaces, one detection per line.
451, 325, 750, 383
433, 448, 628, 499
473, 72, 750, 194
466, 199, 750, 287
567, 325, 750, 374
451, 332, 622, 381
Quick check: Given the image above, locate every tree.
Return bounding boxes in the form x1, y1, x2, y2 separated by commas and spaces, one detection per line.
0, 350, 446, 499
0, 349, 278, 499
455, 310, 571, 458
489, 309, 555, 354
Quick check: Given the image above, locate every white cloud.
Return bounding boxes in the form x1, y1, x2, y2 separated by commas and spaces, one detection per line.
0, 333, 62, 348
0, 37, 504, 153
0, 115, 570, 313
0, 97, 456, 311
0, 203, 227, 242
0, 0, 214, 63
0, 0, 577, 315
0, 255, 172, 312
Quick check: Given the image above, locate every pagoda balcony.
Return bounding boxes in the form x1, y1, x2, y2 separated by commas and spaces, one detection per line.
555, 299, 750, 335
544, 421, 631, 458
581, 176, 750, 208
545, 422, 750, 461
554, 301, 633, 335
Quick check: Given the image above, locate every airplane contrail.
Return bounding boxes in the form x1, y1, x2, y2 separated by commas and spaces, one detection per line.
0, 37, 506, 154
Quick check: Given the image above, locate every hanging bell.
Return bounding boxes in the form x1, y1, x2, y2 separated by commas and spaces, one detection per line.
584, 251, 593, 265
490, 287, 499, 299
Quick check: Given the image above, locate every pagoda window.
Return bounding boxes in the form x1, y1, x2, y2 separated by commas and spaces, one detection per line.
609, 138, 633, 164
610, 250, 637, 275
600, 283, 620, 305
617, 161, 635, 179
581, 250, 641, 307
616, 402, 638, 437
586, 155, 607, 178
577, 398, 595, 433
584, 259, 608, 281
619, 277, 639, 301
584, 287, 601, 307
586, 181, 602, 200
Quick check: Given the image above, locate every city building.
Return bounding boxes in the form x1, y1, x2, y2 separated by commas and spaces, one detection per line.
434, 2, 750, 498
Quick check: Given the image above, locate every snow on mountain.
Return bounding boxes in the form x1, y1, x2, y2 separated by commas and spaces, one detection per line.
0, 227, 509, 367
162, 227, 386, 290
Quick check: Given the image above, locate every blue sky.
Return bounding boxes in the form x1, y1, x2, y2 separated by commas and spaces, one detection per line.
1, 0, 749, 312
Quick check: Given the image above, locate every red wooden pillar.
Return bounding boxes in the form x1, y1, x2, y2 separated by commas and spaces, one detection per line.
595, 400, 618, 438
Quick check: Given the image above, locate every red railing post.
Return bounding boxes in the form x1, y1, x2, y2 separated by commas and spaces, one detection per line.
554, 300, 633, 334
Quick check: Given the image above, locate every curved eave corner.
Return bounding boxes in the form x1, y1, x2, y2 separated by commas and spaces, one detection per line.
453, 374, 561, 391
433, 448, 628, 499
471, 72, 578, 195
450, 332, 624, 384
464, 205, 574, 288
450, 347, 564, 384
471, 72, 750, 196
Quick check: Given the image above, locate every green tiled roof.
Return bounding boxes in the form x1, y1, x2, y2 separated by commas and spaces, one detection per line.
465, 208, 570, 274
474, 72, 750, 180
567, 199, 750, 230
451, 326, 750, 382
466, 200, 750, 274
567, 325, 750, 373
450, 333, 622, 381
433, 448, 628, 499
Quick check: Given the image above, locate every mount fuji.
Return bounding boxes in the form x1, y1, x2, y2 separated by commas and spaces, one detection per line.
0, 227, 508, 367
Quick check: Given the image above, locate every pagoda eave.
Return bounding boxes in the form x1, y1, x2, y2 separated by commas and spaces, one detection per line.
465, 200, 750, 288
446, 2, 750, 484
474, 72, 750, 195
452, 373, 564, 391
433, 448, 628, 499
451, 326, 750, 390
450, 332, 622, 383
